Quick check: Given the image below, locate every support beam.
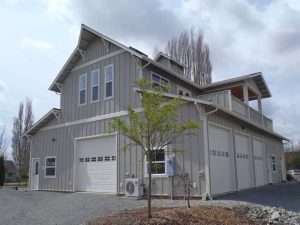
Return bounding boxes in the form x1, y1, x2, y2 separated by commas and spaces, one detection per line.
257, 95, 262, 113
243, 84, 249, 105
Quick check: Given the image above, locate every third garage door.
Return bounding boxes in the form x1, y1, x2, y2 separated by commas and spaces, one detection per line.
234, 133, 252, 190
253, 139, 267, 187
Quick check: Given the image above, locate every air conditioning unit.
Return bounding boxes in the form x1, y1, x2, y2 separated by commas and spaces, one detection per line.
125, 178, 143, 198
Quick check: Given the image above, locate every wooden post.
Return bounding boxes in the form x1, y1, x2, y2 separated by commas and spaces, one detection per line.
243, 84, 250, 119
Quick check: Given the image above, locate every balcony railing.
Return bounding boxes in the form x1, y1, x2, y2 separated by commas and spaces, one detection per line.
198, 91, 273, 131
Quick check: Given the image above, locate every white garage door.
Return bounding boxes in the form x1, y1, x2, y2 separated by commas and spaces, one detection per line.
209, 125, 233, 195
235, 133, 252, 190
76, 135, 117, 192
253, 139, 267, 187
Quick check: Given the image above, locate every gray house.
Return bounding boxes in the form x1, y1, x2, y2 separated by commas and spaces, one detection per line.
27, 24, 287, 198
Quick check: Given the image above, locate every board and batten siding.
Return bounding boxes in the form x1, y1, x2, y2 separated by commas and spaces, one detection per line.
31, 102, 207, 196
61, 40, 142, 123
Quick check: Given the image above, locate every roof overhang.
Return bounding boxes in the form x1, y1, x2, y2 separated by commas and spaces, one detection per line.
200, 72, 272, 99
26, 108, 61, 135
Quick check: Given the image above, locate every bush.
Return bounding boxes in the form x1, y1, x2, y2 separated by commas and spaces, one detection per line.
0, 155, 5, 186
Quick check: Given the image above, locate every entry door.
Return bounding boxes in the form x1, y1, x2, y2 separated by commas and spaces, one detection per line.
31, 158, 40, 190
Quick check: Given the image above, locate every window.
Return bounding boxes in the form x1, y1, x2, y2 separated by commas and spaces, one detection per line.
177, 86, 191, 97
104, 156, 111, 161
104, 64, 114, 99
112, 155, 116, 161
79, 74, 87, 105
85, 157, 90, 162
79, 158, 84, 162
45, 157, 56, 178
91, 157, 97, 162
90, 69, 100, 102
151, 73, 169, 90
271, 156, 276, 171
146, 148, 166, 175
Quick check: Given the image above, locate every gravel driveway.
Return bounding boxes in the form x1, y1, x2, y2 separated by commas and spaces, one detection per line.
0, 188, 191, 225
217, 182, 300, 212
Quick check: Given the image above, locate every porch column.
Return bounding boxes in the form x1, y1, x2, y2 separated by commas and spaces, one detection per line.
258, 95, 262, 113
243, 84, 249, 105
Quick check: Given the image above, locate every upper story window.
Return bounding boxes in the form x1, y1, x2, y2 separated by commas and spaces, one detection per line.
91, 69, 100, 102
151, 72, 169, 91
104, 64, 114, 99
45, 156, 56, 178
79, 73, 87, 105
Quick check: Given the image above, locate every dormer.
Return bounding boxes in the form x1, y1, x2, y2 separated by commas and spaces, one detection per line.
154, 52, 184, 76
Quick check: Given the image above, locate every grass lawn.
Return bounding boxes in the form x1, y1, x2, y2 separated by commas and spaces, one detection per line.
87, 206, 263, 225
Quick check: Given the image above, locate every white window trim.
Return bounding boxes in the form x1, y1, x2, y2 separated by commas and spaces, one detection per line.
144, 147, 168, 177
90, 69, 100, 103
78, 73, 87, 106
44, 156, 56, 178
151, 72, 169, 89
104, 64, 114, 100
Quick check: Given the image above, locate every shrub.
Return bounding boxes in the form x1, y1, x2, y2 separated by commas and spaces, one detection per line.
0, 155, 5, 186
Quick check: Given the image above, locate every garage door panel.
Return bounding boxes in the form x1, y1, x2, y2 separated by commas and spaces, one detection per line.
76, 135, 117, 193
253, 139, 267, 187
235, 134, 252, 190
209, 125, 233, 195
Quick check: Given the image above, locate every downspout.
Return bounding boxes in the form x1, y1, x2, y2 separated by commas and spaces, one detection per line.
194, 101, 218, 200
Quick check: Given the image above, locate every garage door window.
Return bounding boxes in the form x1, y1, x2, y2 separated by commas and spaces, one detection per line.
272, 156, 276, 171
45, 157, 56, 178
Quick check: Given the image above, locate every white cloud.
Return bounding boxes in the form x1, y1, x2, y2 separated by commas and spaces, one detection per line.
20, 37, 53, 51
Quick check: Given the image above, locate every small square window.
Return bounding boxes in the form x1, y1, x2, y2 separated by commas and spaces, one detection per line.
97, 156, 103, 162
104, 156, 110, 161
85, 157, 90, 162
79, 158, 84, 162
112, 155, 116, 161
91, 157, 97, 162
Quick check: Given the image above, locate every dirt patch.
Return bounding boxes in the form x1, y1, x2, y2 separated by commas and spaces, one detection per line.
87, 206, 264, 225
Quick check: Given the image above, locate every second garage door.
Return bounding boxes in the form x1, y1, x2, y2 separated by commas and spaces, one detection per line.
76, 135, 117, 193
234, 133, 252, 190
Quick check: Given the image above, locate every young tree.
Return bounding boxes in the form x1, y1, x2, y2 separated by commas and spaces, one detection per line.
165, 29, 212, 86
0, 154, 5, 186
11, 98, 34, 180
112, 80, 199, 219
0, 127, 7, 157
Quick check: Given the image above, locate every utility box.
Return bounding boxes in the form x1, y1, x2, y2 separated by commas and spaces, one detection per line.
166, 155, 176, 177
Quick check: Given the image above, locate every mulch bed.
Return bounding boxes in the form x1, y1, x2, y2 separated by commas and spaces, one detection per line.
87, 206, 264, 225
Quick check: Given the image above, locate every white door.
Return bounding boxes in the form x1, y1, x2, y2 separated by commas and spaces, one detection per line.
31, 158, 40, 190
235, 134, 252, 190
76, 135, 117, 193
253, 139, 267, 186
209, 125, 233, 195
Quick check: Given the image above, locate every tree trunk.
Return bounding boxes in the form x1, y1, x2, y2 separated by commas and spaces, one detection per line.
148, 157, 152, 219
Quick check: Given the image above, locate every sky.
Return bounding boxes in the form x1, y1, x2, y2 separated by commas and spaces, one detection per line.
0, 0, 300, 156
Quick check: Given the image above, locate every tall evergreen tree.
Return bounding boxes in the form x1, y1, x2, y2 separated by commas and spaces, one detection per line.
0, 154, 5, 186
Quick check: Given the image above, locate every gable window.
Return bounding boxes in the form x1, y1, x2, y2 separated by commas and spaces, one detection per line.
271, 156, 276, 171
91, 69, 100, 102
145, 148, 166, 175
151, 73, 169, 90
79, 74, 87, 105
104, 64, 114, 99
45, 157, 56, 178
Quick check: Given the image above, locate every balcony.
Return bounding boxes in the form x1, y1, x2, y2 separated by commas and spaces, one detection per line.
198, 90, 273, 131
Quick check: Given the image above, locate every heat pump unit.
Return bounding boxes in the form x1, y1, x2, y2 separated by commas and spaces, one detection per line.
125, 178, 143, 198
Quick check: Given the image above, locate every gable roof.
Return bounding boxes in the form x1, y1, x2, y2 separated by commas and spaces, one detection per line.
154, 52, 185, 68
200, 72, 271, 98
26, 108, 61, 135
49, 24, 272, 99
